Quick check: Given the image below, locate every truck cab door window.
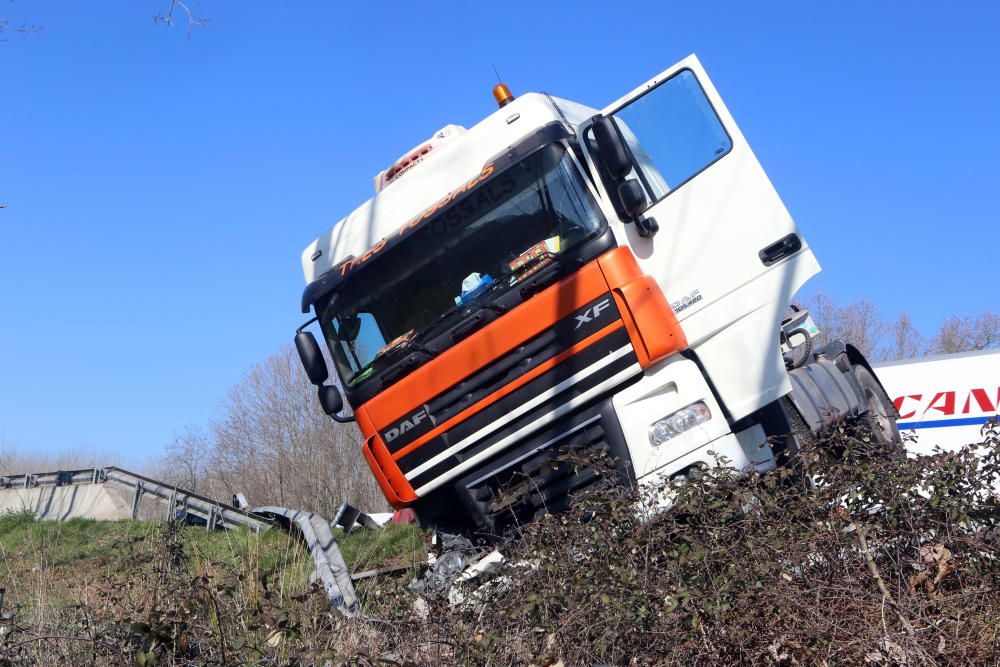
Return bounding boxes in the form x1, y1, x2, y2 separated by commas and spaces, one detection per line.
589, 69, 732, 205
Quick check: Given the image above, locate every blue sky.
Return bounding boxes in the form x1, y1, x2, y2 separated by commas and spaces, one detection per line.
2, 1, 997, 463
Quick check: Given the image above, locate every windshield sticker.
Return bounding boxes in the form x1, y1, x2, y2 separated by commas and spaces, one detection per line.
373, 330, 416, 365
509, 236, 560, 282
336, 162, 497, 279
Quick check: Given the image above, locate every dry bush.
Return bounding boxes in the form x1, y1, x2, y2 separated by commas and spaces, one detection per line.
930, 312, 1000, 355
2, 422, 997, 664
0, 446, 114, 476
807, 291, 888, 360
350, 422, 1000, 665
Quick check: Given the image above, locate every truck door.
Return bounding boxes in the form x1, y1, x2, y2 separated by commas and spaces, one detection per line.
582, 54, 820, 420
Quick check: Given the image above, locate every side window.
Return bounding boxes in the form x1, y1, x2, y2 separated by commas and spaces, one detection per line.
334, 312, 385, 371
611, 69, 732, 202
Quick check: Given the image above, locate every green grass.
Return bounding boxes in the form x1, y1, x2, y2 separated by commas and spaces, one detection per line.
0, 510, 426, 614
338, 522, 426, 573
0, 510, 143, 568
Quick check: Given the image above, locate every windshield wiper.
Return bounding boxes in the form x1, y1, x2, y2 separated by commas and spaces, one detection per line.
346, 335, 436, 386
408, 275, 516, 345
441, 252, 578, 343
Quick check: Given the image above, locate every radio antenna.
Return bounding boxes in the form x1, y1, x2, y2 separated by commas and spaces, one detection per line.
492, 64, 503, 85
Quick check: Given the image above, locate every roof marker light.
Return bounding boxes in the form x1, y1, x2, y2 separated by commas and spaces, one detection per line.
493, 83, 515, 108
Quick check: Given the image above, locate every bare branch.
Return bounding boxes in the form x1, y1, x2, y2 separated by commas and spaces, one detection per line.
880, 311, 926, 362
805, 291, 888, 360
153, 0, 210, 35
929, 311, 1000, 354
0, 17, 42, 40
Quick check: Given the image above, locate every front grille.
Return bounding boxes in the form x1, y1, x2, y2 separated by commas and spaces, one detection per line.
400, 330, 638, 494
450, 399, 633, 535
382, 292, 623, 454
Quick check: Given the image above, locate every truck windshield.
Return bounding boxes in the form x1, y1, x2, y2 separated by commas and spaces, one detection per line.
318, 143, 605, 388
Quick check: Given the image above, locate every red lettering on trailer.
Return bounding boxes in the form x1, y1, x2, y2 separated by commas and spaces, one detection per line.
891, 386, 1000, 421
962, 388, 996, 414
894, 394, 922, 419
926, 391, 956, 416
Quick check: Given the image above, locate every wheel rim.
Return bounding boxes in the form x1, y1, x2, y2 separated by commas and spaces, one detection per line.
864, 386, 893, 442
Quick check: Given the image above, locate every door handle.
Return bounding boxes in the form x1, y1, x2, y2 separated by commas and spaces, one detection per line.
759, 233, 802, 266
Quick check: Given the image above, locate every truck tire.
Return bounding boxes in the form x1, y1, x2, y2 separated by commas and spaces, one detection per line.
852, 365, 901, 449
776, 397, 818, 487
780, 396, 815, 455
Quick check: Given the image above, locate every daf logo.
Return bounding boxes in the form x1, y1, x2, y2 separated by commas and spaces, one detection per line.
574, 299, 612, 330
384, 408, 429, 443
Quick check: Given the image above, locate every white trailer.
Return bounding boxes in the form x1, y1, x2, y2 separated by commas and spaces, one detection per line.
874, 349, 1000, 455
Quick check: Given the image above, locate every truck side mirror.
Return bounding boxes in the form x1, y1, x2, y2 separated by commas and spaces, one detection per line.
318, 384, 354, 423
592, 115, 632, 182
618, 179, 648, 219
318, 384, 343, 415
295, 331, 328, 385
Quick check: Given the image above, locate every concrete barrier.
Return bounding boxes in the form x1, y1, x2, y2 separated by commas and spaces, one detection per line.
0, 483, 131, 521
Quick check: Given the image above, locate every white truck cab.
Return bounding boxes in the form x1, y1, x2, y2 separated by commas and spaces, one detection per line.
294, 55, 899, 533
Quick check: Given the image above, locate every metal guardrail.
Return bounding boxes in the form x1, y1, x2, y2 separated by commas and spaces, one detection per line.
0, 466, 273, 532
2, 467, 392, 617
254, 506, 359, 617
103, 467, 273, 532
0, 468, 101, 489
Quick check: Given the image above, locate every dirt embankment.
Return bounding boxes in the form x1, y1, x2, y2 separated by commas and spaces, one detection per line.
0, 422, 997, 665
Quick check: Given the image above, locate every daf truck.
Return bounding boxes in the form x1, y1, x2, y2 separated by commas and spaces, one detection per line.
293, 55, 901, 534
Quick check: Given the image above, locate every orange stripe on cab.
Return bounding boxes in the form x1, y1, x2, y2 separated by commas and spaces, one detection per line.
390, 320, 625, 462
610, 275, 687, 368
362, 247, 642, 430
356, 405, 416, 505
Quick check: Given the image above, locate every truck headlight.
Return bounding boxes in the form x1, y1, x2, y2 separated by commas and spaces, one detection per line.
648, 402, 711, 446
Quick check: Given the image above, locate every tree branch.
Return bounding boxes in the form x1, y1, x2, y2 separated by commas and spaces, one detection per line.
153, 1, 210, 35
0, 18, 41, 38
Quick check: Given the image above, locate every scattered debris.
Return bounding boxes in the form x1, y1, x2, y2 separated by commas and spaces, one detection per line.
350, 563, 414, 582
447, 550, 505, 606
331, 501, 382, 533
392, 507, 417, 524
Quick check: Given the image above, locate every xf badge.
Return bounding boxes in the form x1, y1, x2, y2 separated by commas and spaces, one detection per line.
575, 299, 612, 329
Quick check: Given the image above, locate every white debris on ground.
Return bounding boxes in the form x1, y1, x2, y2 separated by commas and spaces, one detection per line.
408, 531, 513, 613
447, 550, 504, 606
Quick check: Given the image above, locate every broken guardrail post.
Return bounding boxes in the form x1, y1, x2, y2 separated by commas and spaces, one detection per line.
131, 481, 143, 520
166, 488, 177, 521
331, 501, 381, 533
253, 506, 358, 617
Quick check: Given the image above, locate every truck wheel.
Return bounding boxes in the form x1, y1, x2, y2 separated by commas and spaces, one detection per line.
852, 365, 901, 448
777, 397, 818, 487
780, 396, 815, 458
